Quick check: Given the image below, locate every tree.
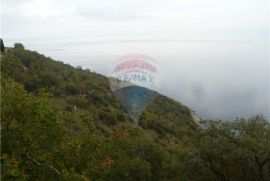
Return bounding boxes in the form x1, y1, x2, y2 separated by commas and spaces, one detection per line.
1, 38, 5, 52
1, 77, 64, 180
14, 43, 25, 50
183, 119, 270, 181
65, 83, 80, 95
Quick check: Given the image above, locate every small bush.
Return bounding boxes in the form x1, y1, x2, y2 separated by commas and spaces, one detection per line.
66, 96, 89, 108
65, 83, 80, 95
98, 111, 117, 125
116, 111, 125, 122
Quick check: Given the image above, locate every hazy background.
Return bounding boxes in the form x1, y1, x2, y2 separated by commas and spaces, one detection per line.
1, 0, 269, 120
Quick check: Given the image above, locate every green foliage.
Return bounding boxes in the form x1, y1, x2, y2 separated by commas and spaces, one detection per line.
115, 111, 125, 122
1, 77, 64, 180
65, 83, 80, 95
1, 44, 269, 181
98, 110, 117, 125
183, 120, 270, 181
107, 158, 152, 181
1, 38, 5, 52
14, 43, 25, 50
66, 96, 89, 108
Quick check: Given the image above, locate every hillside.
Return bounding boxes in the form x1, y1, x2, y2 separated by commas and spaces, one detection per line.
1, 43, 197, 136
1, 44, 270, 181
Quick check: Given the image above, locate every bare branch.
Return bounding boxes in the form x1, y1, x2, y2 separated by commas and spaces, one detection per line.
26, 153, 61, 175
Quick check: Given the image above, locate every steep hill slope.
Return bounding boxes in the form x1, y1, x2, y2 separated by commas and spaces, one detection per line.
1, 43, 197, 180
1, 43, 197, 137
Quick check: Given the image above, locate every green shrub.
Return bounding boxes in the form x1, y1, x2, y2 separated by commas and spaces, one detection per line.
65, 83, 80, 95
98, 111, 117, 125
116, 111, 125, 122
66, 96, 89, 108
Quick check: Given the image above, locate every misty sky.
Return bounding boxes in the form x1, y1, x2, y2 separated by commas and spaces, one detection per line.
1, 0, 269, 120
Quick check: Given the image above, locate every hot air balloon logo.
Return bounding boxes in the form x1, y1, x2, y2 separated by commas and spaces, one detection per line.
109, 54, 162, 124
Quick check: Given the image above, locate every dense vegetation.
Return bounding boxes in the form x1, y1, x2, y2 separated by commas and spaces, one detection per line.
1, 44, 270, 181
